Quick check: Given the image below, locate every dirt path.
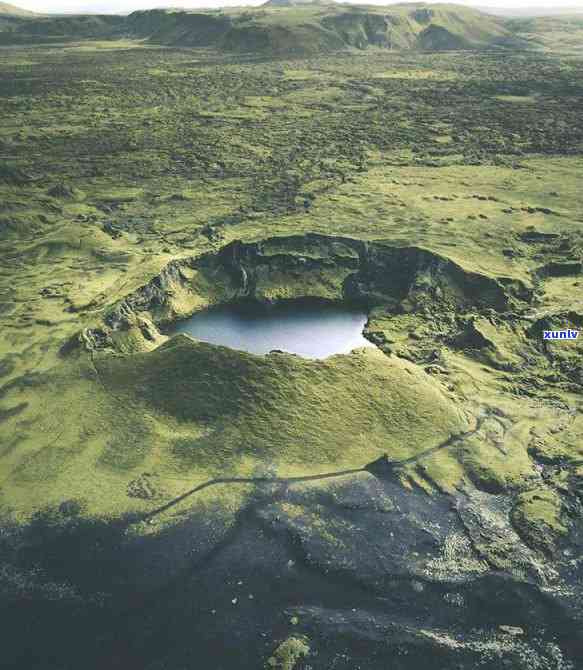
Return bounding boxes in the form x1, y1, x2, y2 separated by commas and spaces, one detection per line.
140, 413, 491, 522
142, 467, 365, 520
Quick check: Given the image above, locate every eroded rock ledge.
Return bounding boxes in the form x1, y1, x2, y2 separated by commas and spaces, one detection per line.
65, 233, 533, 355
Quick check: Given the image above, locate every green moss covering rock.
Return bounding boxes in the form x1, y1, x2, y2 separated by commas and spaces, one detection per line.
266, 637, 310, 670
511, 487, 568, 555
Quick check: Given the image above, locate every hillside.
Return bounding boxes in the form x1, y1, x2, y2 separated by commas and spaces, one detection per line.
127, 4, 524, 55
508, 14, 583, 53
0, 1, 36, 15
0, 12, 125, 44
262, 0, 337, 6
0, 3, 526, 54
479, 5, 583, 18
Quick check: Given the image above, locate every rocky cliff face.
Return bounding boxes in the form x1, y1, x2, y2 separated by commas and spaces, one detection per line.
69, 233, 531, 356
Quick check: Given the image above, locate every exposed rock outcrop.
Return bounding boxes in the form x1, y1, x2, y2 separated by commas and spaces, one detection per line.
71, 233, 532, 355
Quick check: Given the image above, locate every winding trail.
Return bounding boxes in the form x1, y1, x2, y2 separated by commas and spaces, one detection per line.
372, 414, 490, 469
142, 468, 364, 520
140, 413, 491, 522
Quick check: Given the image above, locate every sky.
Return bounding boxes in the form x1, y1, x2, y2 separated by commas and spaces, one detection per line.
11, 0, 583, 15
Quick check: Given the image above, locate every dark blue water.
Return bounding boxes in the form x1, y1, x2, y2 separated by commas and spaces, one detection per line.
171, 301, 373, 359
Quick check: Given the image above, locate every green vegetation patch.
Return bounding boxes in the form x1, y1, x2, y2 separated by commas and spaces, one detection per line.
0, 333, 467, 518
266, 636, 310, 670
1, 33, 582, 529
511, 487, 568, 554
98, 335, 468, 472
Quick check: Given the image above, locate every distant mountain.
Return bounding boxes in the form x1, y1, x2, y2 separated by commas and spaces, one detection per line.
0, 1, 37, 15
0, 12, 124, 43
0, 2, 531, 55
262, 0, 337, 7
126, 3, 527, 56
477, 6, 583, 18
506, 13, 583, 53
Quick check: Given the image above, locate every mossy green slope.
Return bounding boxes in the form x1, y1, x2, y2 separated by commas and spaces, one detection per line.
509, 14, 583, 54
1, 16, 583, 670
0, 3, 525, 54
0, 335, 467, 518
128, 4, 523, 55
0, 12, 124, 44
0, 35, 582, 548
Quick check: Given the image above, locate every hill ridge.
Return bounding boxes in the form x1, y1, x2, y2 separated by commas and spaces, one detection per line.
0, 1, 37, 16
0, 3, 530, 54
125, 3, 525, 55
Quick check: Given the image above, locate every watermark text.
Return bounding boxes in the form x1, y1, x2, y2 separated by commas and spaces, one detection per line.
543, 329, 579, 341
